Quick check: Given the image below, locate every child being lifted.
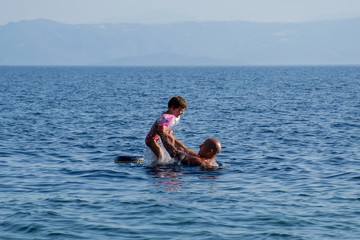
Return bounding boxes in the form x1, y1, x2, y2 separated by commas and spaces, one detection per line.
145, 96, 188, 161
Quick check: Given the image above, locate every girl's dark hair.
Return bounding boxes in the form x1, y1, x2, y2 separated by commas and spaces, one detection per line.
168, 96, 187, 109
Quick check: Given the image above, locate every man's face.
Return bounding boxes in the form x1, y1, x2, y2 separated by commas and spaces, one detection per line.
198, 140, 209, 156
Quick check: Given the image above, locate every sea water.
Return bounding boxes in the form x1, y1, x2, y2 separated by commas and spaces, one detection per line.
0, 66, 359, 239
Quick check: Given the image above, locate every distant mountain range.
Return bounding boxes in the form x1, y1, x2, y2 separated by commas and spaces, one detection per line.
0, 18, 359, 66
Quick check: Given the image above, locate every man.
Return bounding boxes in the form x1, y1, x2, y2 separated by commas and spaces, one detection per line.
161, 136, 221, 168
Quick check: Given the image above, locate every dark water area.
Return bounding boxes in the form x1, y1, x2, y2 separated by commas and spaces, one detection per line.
0, 66, 359, 239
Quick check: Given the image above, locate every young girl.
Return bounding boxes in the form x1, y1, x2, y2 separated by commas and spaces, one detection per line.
145, 96, 187, 160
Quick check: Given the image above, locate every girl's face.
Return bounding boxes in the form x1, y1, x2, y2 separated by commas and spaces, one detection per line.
170, 107, 186, 117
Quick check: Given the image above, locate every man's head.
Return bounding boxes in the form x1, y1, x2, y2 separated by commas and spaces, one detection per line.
198, 138, 221, 158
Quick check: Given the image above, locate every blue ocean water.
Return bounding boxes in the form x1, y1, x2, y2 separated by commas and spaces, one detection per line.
0, 66, 359, 239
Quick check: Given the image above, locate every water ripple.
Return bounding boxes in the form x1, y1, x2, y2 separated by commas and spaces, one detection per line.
1, 66, 360, 239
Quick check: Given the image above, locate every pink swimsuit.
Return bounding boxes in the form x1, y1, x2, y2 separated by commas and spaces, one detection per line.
146, 113, 180, 143
157, 113, 180, 131
145, 134, 159, 142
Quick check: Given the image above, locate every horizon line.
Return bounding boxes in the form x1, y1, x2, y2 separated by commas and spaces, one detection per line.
2, 16, 360, 26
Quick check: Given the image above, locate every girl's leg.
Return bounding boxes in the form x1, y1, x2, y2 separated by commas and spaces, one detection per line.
146, 138, 163, 159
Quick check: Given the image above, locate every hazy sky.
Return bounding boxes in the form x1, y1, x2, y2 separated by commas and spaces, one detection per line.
1, 0, 360, 25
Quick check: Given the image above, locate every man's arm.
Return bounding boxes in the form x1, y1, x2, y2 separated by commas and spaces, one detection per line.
181, 156, 213, 168
159, 134, 180, 158
160, 131, 198, 158
160, 136, 216, 168
166, 128, 193, 153
173, 137, 198, 156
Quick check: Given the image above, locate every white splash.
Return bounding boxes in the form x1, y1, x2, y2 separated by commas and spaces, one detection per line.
143, 139, 176, 167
